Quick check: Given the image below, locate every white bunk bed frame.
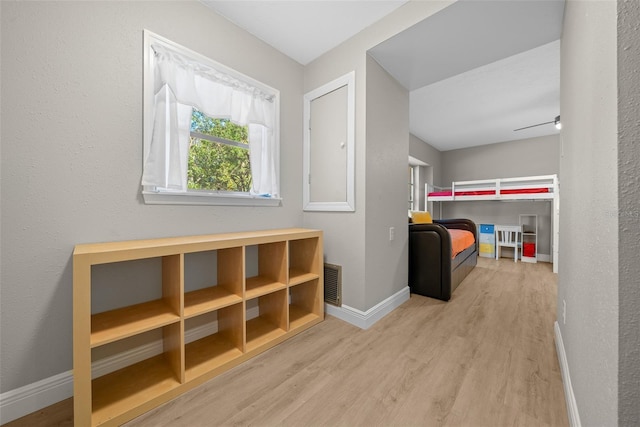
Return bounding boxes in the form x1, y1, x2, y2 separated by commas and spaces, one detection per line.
426, 174, 559, 273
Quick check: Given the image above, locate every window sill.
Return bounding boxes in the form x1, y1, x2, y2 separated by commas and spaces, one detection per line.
142, 190, 281, 207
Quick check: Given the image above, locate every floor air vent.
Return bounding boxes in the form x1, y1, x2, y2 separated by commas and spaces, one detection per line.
324, 263, 342, 306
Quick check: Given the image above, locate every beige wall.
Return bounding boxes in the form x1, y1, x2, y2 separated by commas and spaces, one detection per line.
440, 134, 559, 184
558, 0, 619, 424
0, 1, 304, 393
364, 56, 409, 309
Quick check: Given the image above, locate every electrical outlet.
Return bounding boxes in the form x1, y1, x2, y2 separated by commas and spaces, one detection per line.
389, 227, 395, 241
562, 299, 566, 324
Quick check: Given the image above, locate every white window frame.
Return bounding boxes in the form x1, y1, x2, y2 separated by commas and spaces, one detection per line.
409, 165, 415, 211
142, 30, 281, 207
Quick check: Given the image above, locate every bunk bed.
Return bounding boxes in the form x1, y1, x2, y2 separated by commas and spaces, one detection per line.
426, 174, 559, 273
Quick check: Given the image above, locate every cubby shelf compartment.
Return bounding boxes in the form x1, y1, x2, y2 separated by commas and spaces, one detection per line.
91, 321, 183, 427
289, 306, 321, 331
245, 241, 287, 300
519, 214, 538, 263
92, 353, 181, 427
91, 300, 180, 347
289, 279, 322, 332
74, 228, 323, 426
184, 246, 243, 318
245, 290, 287, 352
185, 303, 244, 382
289, 237, 321, 286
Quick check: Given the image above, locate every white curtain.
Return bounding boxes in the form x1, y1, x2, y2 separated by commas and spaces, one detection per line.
142, 44, 278, 197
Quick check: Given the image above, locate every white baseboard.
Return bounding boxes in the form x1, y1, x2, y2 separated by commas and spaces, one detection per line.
554, 321, 582, 427
0, 371, 73, 425
0, 306, 260, 424
325, 286, 410, 330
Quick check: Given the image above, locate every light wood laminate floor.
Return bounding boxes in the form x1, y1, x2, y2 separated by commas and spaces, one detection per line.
5, 257, 568, 427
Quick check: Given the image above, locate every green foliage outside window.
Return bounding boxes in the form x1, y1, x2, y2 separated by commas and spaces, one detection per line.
188, 110, 252, 192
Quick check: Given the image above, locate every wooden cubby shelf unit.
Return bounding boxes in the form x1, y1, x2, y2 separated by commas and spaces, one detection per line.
74, 228, 323, 426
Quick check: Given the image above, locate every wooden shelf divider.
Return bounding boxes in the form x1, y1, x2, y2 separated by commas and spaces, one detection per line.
289, 270, 320, 287
245, 276, 286, 299
183, 286, 243, 318
90, 299, 180, 348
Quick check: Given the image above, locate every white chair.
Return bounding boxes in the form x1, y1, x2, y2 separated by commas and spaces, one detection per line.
495, 225, 522, 262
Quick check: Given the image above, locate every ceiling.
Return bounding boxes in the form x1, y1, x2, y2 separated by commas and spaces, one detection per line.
201, 0, 409, 65
202, 0, 565, 151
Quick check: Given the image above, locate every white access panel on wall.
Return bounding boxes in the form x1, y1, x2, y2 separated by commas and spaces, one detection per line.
303, 71, 355, 212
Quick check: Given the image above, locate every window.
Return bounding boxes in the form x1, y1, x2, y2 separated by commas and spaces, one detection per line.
408, 166, 415, 210
141, 30, 280, 206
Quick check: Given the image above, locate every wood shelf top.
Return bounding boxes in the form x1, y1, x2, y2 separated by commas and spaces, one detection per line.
91, 300, 180, 348
245, 276, 286, 300
184, 286, 243, 318
289, 270, 319, 287
74, 228, 322, 264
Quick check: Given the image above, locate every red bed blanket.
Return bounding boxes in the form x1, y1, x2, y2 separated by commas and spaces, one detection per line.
449, 229, 475, 259
429, 187, 550, 197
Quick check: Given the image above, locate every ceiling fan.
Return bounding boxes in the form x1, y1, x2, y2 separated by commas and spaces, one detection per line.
514, 115, 561, 131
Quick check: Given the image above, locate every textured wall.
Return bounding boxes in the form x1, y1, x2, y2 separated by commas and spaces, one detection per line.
0, 1, 303, 392
617, 0, 640, 424
364, 56, 409, 309
559, 0, 619, 424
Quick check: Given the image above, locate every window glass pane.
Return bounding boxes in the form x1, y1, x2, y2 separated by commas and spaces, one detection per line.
188, 110, 252, 191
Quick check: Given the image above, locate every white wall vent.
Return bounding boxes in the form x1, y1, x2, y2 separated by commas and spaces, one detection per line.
324, 263, 342, 306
